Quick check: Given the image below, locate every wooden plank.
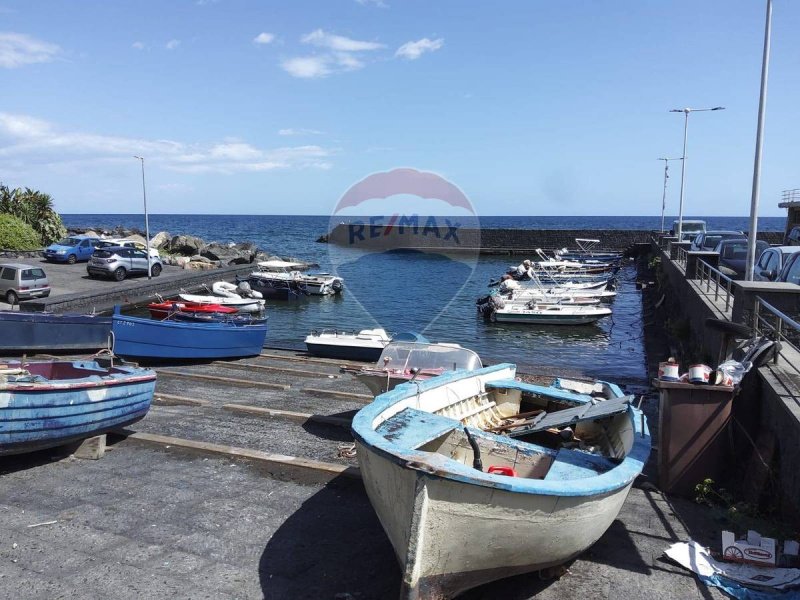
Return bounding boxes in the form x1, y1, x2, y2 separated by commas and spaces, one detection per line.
302, 387, 373, 401
223, 403, 352, 428
212, 360, 339, 379
153, 392, 210, 407
155, 369, 291, 390
117, 429, 361, 479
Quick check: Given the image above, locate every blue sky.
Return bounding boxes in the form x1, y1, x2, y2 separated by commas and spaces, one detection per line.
0, 0, 798, 216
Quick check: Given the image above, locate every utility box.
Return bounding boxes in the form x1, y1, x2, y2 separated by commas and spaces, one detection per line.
652, 380, 737, 496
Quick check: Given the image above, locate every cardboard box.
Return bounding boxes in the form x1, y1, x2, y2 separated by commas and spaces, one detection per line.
721, 530, 777, 565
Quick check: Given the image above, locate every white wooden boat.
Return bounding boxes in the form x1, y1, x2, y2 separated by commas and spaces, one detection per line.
500, 278, 617, 300
490, 302, 612, 325
254, 260, 344, 296
342, 341, 482, 396
352, 364, 651, 599
178, 293, 265, 313
305, 328, 391, 362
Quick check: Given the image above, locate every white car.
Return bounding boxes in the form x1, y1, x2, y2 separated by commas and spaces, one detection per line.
96, 238, 160, 259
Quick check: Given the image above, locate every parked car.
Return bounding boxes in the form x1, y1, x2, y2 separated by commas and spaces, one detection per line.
671, 219, 706, 243
786, 226, 800, 246
776, 251, 800, 286
753, 246, 800, 282
96, 238, 160, 258
43, 235, 100, 264
690, 230, 745, 252
86, 246, 163, 281
0, 263, 50, 304
713, 238, 768, 280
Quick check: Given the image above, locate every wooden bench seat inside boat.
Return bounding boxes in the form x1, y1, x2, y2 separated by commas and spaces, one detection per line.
376, 407, 460, 449
543, 448, 617, 481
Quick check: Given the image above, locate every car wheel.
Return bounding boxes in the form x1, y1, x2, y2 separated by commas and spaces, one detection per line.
67, 254, 77, 264
5, 290, 18, 305
151, 264, 162, 277
114, 267, 127, 282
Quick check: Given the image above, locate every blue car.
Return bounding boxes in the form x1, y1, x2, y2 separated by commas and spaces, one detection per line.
43, 235, 100, 264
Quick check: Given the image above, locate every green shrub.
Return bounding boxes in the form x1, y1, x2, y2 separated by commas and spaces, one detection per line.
0, 213, 42, 249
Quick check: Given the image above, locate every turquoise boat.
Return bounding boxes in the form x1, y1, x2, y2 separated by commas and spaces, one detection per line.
0, 359, 156, 456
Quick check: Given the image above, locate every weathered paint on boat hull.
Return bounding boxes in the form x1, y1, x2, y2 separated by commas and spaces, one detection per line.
357, 439, 633, 599
0, 378, 155, 456
0, 311, 111, 352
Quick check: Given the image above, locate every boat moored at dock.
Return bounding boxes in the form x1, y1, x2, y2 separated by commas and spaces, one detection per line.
351, 364, 650, 599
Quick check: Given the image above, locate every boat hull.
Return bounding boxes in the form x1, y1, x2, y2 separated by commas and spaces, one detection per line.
0, 311, 111, 352
112, 313, 268, 359
305, 341, 385, 362
492, 311, 607, 325
0, 368, 155, 456
357, 441, 633, 599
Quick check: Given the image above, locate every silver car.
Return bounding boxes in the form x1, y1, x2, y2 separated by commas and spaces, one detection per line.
87, 246, 163, 281
0, 263, 50, 304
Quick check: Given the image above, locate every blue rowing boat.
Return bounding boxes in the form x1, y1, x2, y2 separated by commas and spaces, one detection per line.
0, 310, 111, 353
111, 307, 268, 359
0, 359, 156, 456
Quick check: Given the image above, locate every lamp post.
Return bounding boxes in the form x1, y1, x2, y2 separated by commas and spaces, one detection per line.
669, 106, 725, 241
133, 156, 152, 279
658, 157, 682, 233
744, 0, 773, 281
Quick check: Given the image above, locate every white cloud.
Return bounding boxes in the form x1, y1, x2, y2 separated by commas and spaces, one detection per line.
395, 37, 444, 60
253, 32, 275, 45
165, 39, 180, 50
281, 56, 331, 79
278, 128, 324, 136
131, 41, 145, 50
0, 32, 61, 68
0, 112, 335, 174
301, 29, 384, 52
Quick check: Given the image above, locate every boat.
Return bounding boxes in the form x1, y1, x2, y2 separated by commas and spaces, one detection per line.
342, 340, 483, 396
0, 358, 156, 455
147, 301, 239, 320
351, 363, 650, 599
178, 293, 265, 313
250, 260, 344, 296
0, 310, 112, 352
111, 307, 268, 359
305, 328, 392, 362
486, 301, 612, 325
555, 238, 623, 263
167, 311, 267, 325
210, 280, 263, 300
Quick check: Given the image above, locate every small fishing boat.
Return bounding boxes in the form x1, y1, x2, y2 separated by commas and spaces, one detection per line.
167, 311, 267, 325
487, 302, 612, 325
251, 260, 344, 296
0, 310, 112, 352
342, 341, 483, 396
0, 358, 156, 455
178, 293, 265, 313
305, 328, 391, 362
147, 301, 239, 320
352, 363, 650, 599
111, 307, 267, 359
555, 238, 623, 263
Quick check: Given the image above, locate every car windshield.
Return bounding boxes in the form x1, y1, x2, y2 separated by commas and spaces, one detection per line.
682, 223, 705, 232
92, 250, 115, 258
56, 237, 81, 246
21, 268, 46, 280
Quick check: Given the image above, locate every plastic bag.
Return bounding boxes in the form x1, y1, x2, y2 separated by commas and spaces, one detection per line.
717, 360, 752, 386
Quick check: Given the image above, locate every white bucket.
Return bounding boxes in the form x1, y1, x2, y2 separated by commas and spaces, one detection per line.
658, 361, 680, 381
688, 364, 712, 384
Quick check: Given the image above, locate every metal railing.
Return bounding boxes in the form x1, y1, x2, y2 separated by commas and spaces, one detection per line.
676, 246, 688, 267
781, 188, 800, 204
753, 296, 800, 372
695, 259, 735, 315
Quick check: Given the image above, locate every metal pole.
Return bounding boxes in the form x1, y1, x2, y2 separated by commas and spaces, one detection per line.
676, 111, 689, 241
658, 157, 681, 233
134, 156, 152, 279
744, 0, 772, 281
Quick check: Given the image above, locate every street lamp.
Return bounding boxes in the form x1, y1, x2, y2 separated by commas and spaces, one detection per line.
744, 0, 773, 281
669, 106, 725, 241
658, 157, 682, 233
133, 156, 152, 279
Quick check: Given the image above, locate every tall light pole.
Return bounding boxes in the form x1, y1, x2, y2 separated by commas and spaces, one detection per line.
744, 0, 773, 281
669, 106, 726, 241
133, 156, 152, 279
658, 157, 682, 233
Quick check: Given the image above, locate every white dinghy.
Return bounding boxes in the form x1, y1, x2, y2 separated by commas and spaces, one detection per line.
352, 364, 650, 599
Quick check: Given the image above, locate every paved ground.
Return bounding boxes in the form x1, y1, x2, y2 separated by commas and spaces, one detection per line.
0, 350, 734, 599
0, 256, 185, 310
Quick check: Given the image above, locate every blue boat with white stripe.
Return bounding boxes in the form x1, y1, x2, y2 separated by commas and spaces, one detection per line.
351, 362, 651, 599
0, 359, 156, 455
